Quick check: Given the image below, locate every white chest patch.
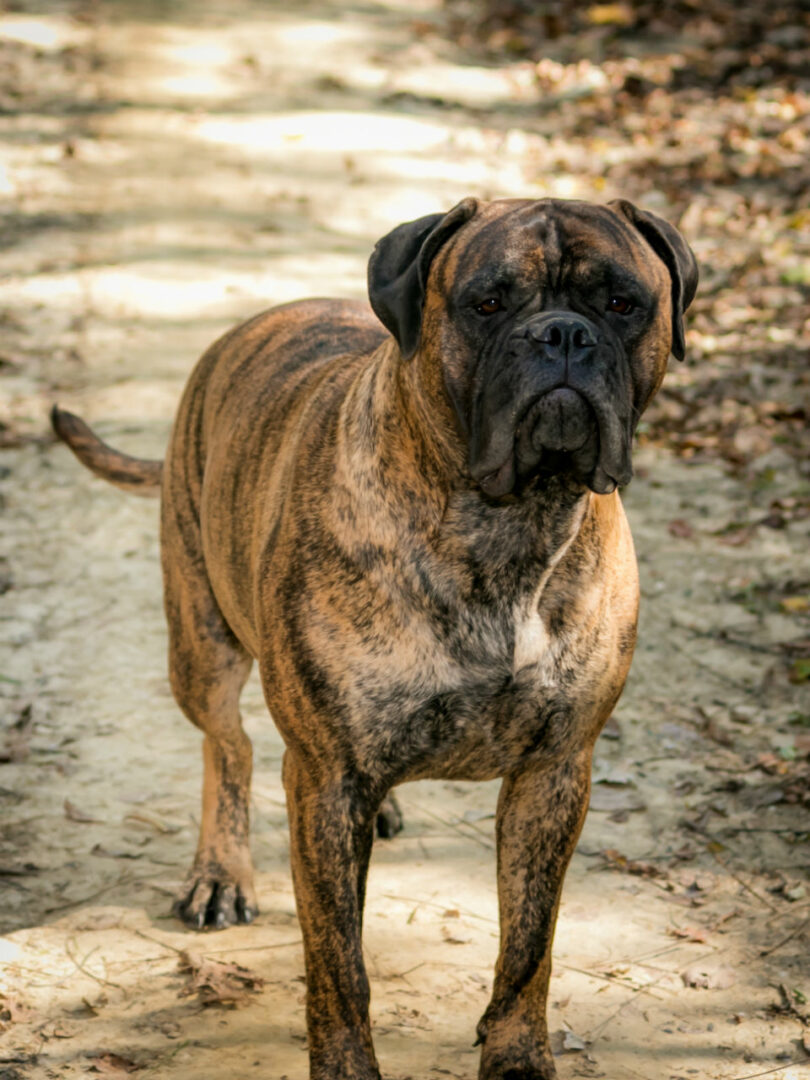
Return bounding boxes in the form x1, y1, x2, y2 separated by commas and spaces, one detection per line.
509, 499, 588, 680
512, 605, 551, 676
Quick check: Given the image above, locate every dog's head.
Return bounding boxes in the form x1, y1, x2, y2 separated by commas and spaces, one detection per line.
368, 197, 698, 497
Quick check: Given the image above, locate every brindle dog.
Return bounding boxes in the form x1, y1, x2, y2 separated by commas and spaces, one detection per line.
53, 197, 697, 1080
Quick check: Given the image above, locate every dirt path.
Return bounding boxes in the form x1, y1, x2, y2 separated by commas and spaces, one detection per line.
1, 3, 808, 1078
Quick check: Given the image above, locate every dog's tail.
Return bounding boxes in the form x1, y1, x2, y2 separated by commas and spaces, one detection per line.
51, 405, 163, 497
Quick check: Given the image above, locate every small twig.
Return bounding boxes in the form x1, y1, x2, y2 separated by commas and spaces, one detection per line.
664, 636, 756, 693
0, 877, 32, 894
733, 1063, 806, 1079
586, 940, 740, 1044
44, 874, 136, 914
585, 976, 672, 1040
709, 850, 780, 915
623, 942, 688, 964
133, 927, 302, 958
759, 915, 810, 958
65, 936, 125, 991
139, 1039, 193, 1074
776, 982, 810, 1025
381, 893, 497, 925
387, 961, 426, 979
205, 941, 302, 955
764, 900, 810, 928
45, 599, 117, 638
558, 962, 671, 1000
133, 928, 185, 955
727, 827, 808, 836
415, 804, 495, 850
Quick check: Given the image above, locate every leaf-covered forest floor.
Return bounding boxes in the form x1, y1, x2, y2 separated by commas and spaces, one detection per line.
0, 2, 808, 1078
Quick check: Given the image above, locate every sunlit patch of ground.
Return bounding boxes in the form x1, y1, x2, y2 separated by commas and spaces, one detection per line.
1, 3, 808, 1079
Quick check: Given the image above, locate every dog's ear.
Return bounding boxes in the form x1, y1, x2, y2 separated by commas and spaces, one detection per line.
609, 200, 699, 361
368, 198, 478, 360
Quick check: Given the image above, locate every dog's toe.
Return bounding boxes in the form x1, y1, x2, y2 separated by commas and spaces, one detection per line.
236, 895, 258, 923
212, 884, 238, 928
173, 876, 258, 930
174, 878, 214, 929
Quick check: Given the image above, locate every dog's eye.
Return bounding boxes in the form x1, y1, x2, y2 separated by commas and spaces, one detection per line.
607, 296, 634, 315
476, 297, 503, 316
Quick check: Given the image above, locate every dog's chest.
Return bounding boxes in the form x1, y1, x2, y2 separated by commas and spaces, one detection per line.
345, 589, 574, 783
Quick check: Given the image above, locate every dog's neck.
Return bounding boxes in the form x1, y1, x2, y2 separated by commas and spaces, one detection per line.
334, 339, 595, 600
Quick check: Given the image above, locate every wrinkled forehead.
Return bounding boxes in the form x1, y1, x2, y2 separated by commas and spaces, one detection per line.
437, 199, 651, 290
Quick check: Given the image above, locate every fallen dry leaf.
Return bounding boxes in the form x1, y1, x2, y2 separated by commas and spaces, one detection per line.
178, 950, 264, 1007
682, 963, 736, 990
668, 518, 694, 539
716, 525, 755, 548
382, 1003, 432, 1030
754, 752, 793, 776
550, 1027, 588, 1054
562, 1028, 587, 1051
441, 924, 472, 945
678, 870, 717, 894
85, 1052, 140, 1075
598, 848, 666, 879
70, 998, 101, 1018
0, 991, 37, 1029
40, 1020, 78, 1039
123, 810, 182, 834
783, 883, 807, 902
668, 925, 710, 943
64, 799, 103, 824
780, 596, 810, 614
90, 843, 143, 860
585, 3, 633, 27
589, 786, 646, 814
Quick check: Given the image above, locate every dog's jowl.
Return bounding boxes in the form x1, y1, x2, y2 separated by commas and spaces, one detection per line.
54, 197, 697, 1080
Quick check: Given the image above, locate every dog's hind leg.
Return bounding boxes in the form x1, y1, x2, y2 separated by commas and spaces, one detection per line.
161, 491, 257, 930
375, 791, 403, 838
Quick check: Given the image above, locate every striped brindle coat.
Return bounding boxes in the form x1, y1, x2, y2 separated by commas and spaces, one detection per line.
54, 196, 697, 1080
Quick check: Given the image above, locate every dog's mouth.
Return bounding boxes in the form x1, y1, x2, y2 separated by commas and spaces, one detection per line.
519, 388, 593, 457
472, 385, 631, 499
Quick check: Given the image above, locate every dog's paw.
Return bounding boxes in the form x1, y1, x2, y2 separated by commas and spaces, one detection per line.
479, 1068, 557, 1080
172, 875, 258, 931
376, 793, 404, 839
478, 1047, 558, 1080
477, 1019, 558, 1080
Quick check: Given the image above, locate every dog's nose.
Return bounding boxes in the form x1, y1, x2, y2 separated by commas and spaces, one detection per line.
526, 314, 597, 365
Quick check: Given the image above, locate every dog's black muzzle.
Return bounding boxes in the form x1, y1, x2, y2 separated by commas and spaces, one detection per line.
469, 312, 634, 499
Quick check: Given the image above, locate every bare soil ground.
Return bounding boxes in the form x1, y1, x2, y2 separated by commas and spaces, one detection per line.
1, 3, 809, 1078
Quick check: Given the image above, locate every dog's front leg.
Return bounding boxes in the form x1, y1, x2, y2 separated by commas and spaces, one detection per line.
477, 748, 592, 1080
283, 750, 381, 1080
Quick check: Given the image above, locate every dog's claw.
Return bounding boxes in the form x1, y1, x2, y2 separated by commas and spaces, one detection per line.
173, 877, 258, 931
236, 896, 257, 924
